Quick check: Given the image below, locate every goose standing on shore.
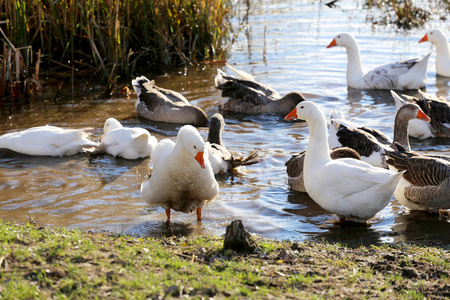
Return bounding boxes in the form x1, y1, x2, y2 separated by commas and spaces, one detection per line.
215, 64, 305, 114
385, 147, 450, 212
141, 125, 219, 222
92, 118, 157, 160
419, 28, 450, 77
285, 101, 403, 222
132, 76, 208, 126
207, 113, 260, 174
329, 99, 430, 168
392, 90, 450, 139
327, 33, 431, 90
0, 125, 97, 156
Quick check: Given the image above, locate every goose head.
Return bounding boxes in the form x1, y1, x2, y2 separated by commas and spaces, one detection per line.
131, 76, 154, 97
284, 101, 321, 122
207, 113, 225, 146
419, 28, 447, 45
177, 125, 206, 169
396, 103, 430, 123
103, 118, 123, 134
326, 33, 356, 49
276, 92, 306, 114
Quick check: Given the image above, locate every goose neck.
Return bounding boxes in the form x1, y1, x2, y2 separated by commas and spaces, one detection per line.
435, 38, 450, 63
392, 116, 411, 151
304, 112, 332, 168
344, 43, 365, 83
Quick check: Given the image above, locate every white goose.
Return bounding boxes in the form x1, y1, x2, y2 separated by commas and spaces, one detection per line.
94, 118, 158, 160
327, 33, 431, 90
285, 147, 361, 193
419, 28, 450, 77
141, 125, 219, 222
392, 90, 450, 139
285, 101, 404, 222
385, 146, 450, 212
0, 125, 97, 156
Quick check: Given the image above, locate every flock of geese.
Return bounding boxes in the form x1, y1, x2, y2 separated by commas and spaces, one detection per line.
1, 30, 450, 224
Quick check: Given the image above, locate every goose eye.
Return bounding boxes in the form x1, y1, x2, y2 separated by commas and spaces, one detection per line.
300, 106, 304, 109
337, 35, 340, 38
194, 145, 197, 149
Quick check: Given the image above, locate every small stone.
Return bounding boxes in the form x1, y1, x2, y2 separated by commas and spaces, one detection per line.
278, 249, 298, 262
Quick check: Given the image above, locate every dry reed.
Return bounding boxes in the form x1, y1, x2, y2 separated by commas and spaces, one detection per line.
0, 0, 231, 98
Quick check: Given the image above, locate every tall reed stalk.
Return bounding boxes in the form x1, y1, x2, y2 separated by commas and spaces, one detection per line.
0, 0, 231, 87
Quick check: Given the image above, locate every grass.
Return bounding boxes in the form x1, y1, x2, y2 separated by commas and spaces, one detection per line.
1, 220, 450, 299
0, 0, 231, 99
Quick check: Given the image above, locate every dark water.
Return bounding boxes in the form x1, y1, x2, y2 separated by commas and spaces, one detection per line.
1, 0, 450, 246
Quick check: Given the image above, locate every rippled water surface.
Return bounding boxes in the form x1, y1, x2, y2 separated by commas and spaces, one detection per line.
1, 0, 450, 246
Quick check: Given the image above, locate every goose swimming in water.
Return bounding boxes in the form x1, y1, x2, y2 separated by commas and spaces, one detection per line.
392, 90, 450, 139
385, 146, 450, 212
207, 113, 260, 174
132, 76, 208, 127
285, 101, 403, 223
327, 33, 431, 90
419, 28, 450, 77
328, 101, 430, 168
0, 125, 97, 156
92, 118, 158, 160
215, 64, 305, 114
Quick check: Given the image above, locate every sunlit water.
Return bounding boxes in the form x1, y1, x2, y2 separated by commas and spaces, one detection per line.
1, 0, 450, 246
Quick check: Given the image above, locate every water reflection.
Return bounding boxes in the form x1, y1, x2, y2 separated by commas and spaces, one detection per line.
435, 75, 450, 98
391, 211, 450, 245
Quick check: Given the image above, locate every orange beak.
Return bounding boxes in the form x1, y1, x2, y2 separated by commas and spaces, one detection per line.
284, 107, 298, 120
416, 109, 431, 122
327, 39, 337, 48
418, 34, 428, 43
195, 151, 206, 169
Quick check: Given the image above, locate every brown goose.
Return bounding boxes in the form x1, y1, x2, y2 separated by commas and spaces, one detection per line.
392, 90, 450, 139
207, 113, 260, 174
286, 147, 361, 193
131, 76, 208, 127
385, 146, 450, 212
328, 103, 430, 168
215, 64, 305, 114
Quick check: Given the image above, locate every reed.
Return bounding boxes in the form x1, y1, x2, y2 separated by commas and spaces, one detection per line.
0, 0, 231, 97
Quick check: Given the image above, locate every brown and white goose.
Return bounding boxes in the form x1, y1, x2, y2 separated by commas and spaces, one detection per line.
328, 103, 430, 168
392, 90, 450, 139
215, 64, 305, 114
207, 113, 260, 174
132, 76, 208, 127
385, 146, 450, 212
285, 147, 361, 193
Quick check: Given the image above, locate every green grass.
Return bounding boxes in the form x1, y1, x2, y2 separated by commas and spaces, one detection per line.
1, 220, 449, 298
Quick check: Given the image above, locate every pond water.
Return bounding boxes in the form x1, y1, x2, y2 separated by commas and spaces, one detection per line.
1, 0, 450, 246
